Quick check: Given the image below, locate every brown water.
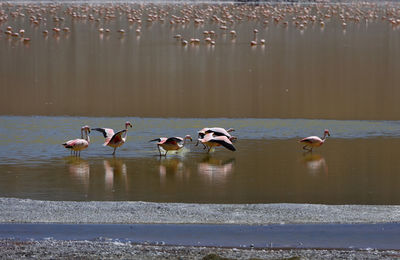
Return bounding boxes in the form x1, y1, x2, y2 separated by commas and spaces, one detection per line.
0, 116, 399, 205
1, 2, 400, 204
1, 2, 400, 119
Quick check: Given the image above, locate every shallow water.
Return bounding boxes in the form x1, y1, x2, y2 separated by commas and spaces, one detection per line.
1, 2, 400, 119
1, 2, 400, 205
2, 223, 400, 250
1, 116, 400, 204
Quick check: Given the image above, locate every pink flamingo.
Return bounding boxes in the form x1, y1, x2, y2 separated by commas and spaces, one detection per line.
299, 129, 330, 152
197, 127, 236, 148
93, 121, 133, 155
62, 125, 91, 157
150, 135, 192, 156
198, 132, 236, 153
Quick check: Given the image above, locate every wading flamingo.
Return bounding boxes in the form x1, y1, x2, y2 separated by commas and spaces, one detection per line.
299, 129, 330, 152
93, 121, 133, 155
197, 127, 236, 148
150, 135, 192, 156
62, 125, 91, 157
198, 132, 236, 153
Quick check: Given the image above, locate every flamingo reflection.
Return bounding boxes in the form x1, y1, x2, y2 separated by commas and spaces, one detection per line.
301, 153, 328, 175
159, 158, 185, 183
66, 157, 90, 190
103, 158, 128, 192
198, 156, 235, 183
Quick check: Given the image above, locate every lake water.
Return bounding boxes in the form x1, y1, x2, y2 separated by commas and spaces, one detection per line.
1, 1, 400, 119
0, 116, 400, 204
1, 2, 400, 204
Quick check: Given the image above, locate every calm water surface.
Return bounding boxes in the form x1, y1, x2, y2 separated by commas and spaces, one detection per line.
1, 2, 400, 204
0, 116, 400, 204
1, 2, 400, 119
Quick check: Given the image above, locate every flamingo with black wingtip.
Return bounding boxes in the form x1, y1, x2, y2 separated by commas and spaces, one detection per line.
299, 129, 330, 152
62, 125, 91, 157
150, 135, 192, 156
198, 131, 236, 153
196, 127, 236, 148
93, 121, 133, 155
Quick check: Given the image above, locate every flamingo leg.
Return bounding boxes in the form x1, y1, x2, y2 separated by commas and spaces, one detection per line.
157, 145, 162, 156
112, 147, 116, 156
165, 151, 168, 157
302, 145, 312, 152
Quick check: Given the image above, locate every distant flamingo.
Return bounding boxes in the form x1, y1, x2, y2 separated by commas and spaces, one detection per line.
198, 132, 236, 153
62, 125, 91, 157
299, 129, 330, 152
150, 135, 192, 156
93, 121, 133, 155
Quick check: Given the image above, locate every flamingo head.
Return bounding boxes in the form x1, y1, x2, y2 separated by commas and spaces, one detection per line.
125, 121, 133, 128
227, 128, 235, 132
198, 128, 207, 138
324, 129, 330, 137
184, 135, 193, 142
81, 125, 91, 133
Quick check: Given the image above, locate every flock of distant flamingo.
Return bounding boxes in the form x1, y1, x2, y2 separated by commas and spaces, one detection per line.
62, 121, 330, 157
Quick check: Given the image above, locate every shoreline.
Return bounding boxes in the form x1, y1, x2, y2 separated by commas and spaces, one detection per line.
1, 198, 400, 259
1, 198, 400, 225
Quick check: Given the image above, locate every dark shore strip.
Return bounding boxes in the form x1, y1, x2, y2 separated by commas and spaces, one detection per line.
1, 239, 400, 260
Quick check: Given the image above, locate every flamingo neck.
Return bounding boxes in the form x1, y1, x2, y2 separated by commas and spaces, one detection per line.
80, 130, 84, 139
322, 133, 328, 141
183, 137, 190, 146
86, 131, 90, 143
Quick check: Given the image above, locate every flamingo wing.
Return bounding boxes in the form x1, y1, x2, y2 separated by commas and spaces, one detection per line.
165, 137, 183, 145
300, 136, 322, 144
109, 129, 126, 144
93, 128, 115, 145
150, 137, 168, 144
62, 139, 78, 148
209, 127, 231, 137
210, 136, 236, 151
93, 128, 115, 138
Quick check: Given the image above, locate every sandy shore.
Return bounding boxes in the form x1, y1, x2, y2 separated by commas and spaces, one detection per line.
1, 198, 400, 259
1, 198, 400, 224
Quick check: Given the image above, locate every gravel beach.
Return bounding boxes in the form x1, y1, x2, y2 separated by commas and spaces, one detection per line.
1, 198, 400, 259
1, 198, 400, 224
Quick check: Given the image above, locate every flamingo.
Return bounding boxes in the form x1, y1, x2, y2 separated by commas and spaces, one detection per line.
299, 129, 330, 152
150, 135, 192, 156
198, 132, 236, 153
93, 121, 133, 155
62, 125, 91, 157
197, 127, 236, 148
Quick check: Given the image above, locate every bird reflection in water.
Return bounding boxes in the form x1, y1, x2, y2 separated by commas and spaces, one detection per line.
65, 157, 90, 190
301, 153, 328, 176
103, 158, 128, 193
197, 156, 235, 183
159, 158, 185, 184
